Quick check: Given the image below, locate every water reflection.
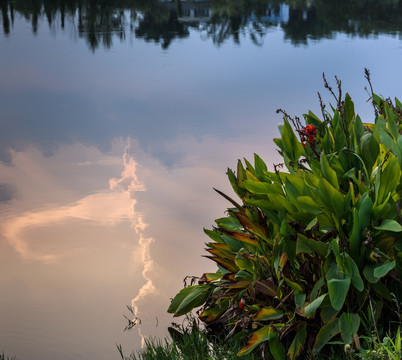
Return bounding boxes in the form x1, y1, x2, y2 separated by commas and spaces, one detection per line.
2, 0, 402, 50
0, 135, 280, 358
0, 141, 147, 358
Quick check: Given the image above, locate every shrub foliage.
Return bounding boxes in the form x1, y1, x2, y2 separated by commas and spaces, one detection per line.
168, 74, 402, 359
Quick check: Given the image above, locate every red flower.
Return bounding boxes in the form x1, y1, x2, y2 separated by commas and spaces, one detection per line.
308, 134, 315, 143
239, 298, 246, 310
305, 124, 316, 136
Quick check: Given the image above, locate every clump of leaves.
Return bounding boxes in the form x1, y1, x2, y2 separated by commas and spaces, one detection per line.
168, 71, 402, 359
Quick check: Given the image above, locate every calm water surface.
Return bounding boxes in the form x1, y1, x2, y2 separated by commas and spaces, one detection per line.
1, 1, 402, 359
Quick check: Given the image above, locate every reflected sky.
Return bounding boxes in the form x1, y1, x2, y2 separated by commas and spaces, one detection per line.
2, 1, 402, 359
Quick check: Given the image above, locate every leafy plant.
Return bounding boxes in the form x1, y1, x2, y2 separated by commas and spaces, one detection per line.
356, 327, 401, 360
168, 71, 402, 359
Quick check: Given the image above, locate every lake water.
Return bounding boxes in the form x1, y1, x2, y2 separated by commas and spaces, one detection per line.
1, 1, 402, 359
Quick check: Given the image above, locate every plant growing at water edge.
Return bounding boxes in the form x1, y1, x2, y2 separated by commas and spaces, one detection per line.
168, 71, 402, 359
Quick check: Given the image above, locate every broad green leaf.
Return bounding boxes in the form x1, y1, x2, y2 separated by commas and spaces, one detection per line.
254, 307, 283, 321
344, 93, 355, 123
360, 132, 379, 175
320, 153, 339, 189
244, 159, 256, 176
199, 300, 229, 323
295, 292, 306, 308
284, 178, 300, 202
305, 294, 327, 318
380, 128, 395, 150
168, 285, 209, 316
282, 119, 303, 165
339, 312, 360, 344
287, 324, 307, 360
373, 260, 396, 278
312, 318, 340, 355
350, 193, 374, 259
269, 334, 286, 360
304, 171, 320, 189
349, 209, 361, 260
310, 276, 325, 301
203, 228, 224, 243
327, 277, 351, 311
305, 217, 318, 231
220, 229, 259, 247
363, 263, 380, 283
357, 193, 373, 229
227, 168, 247, 198
236, 159, 246, 189
235, 270, 253, 281
254, 153, 268, 179
268, 193, 295, 213
235, 253, 254, 272
326, 261, 343, 281
206, 255, 238, 273
219, 279, 252, 289
243, 180, 284, 195
238, 326, 275, 356
284, 277, 303, 293
320, 306, 339, 323
281, 172, 306, 194
199, 272, 222, 282
373, 219, 402, 232
376, 151, 400, 205
371, 281, 393, 301
296, 233, 328, 257
373, 194, 392, 219
334, 122, 347, 151
321, 129, 334, 153
219, 234, 242, 251
233, 212, 269, 241
305, 110, 323, 127
344, 254, 364, 292
318, 178, 344, 221
296, 196, 323, 215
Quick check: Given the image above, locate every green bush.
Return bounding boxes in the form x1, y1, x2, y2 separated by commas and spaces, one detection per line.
168, 73, 402, 359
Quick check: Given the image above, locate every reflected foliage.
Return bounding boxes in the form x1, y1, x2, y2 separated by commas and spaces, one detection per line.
134, 3, 189, 49
1, 0, 402, 50
283, 0, 402, 45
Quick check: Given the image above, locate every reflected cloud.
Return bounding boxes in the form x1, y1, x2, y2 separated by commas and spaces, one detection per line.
1, 191, 134, 263
0, 143, 150, 267
0, 140, 160, 348
0, 134, 281, 351
110, 152, 157, 342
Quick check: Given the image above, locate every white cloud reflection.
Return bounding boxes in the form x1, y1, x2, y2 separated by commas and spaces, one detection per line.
0, 134, 281, 356
1, 149, 144, 264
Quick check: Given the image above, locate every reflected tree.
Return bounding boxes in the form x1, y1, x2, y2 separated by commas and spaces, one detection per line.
200, 0, 281, 46
283, 0, 402, 45
2, 0, 402, 50
0, 0, 12, 35
134, 2, 189, 49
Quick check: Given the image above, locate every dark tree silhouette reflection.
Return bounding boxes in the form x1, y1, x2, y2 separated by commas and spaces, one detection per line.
134, 4, 189, 49
1, 0, 402, 50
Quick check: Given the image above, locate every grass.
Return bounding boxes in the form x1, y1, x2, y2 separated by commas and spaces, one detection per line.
0, 354, 17, 360
118, 324, 401, 360
117, 326, 261, 360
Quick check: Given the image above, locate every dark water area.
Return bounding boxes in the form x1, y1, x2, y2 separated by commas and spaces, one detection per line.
1, 1, 402, 359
